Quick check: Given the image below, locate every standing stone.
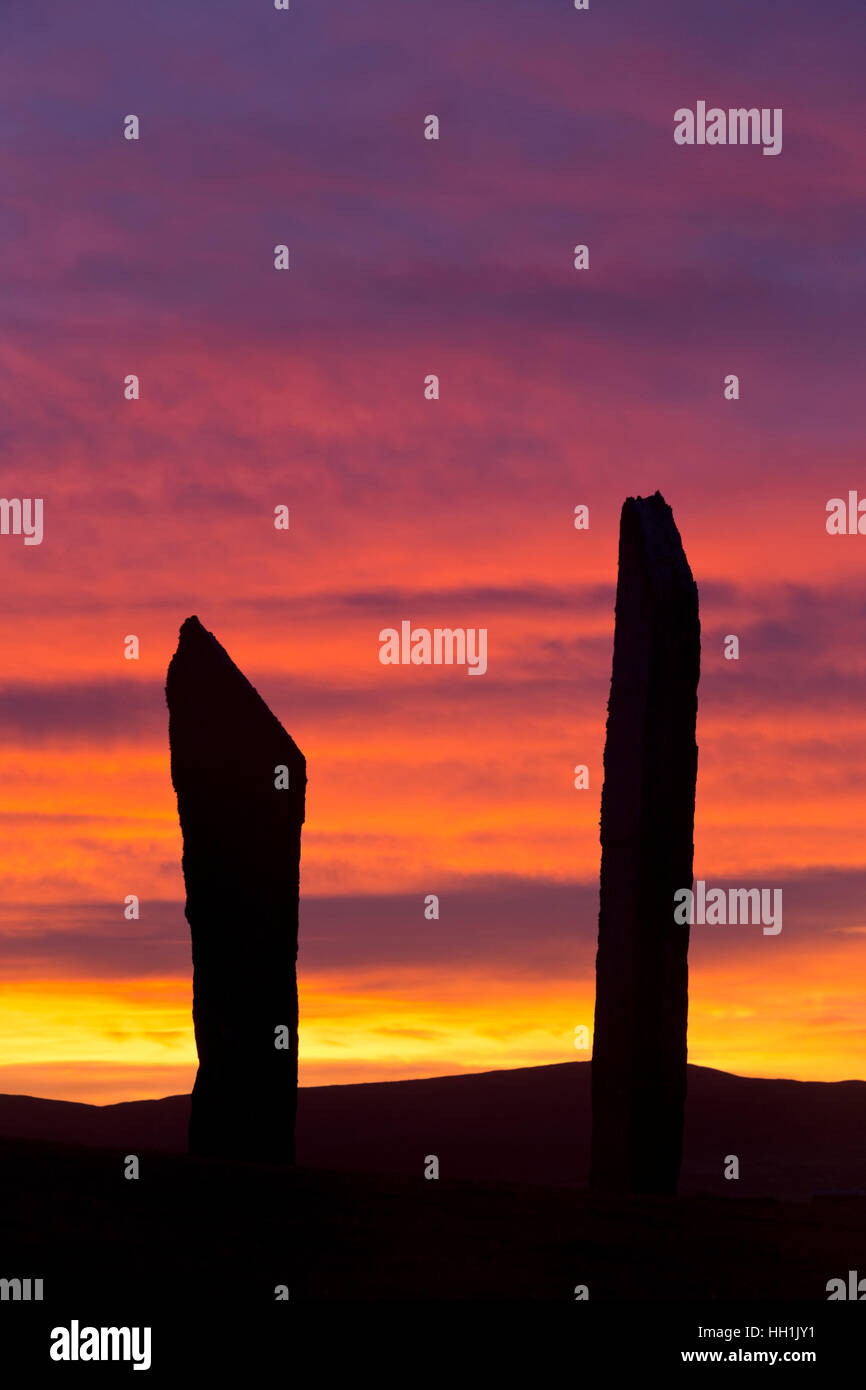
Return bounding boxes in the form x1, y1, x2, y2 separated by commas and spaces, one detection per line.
166, 616, 306, 1162
590, 492, 700, 1194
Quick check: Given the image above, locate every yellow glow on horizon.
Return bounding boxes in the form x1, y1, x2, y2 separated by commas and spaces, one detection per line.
1, 945, 863, 1105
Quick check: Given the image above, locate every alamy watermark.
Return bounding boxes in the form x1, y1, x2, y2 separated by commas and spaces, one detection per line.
1, 1276, 43, 1300
0, 498, 43, 545
674, 103, 782, 156
379, 621, 487, 676
49, 1321, 151, 1371
674, 880, 783, 935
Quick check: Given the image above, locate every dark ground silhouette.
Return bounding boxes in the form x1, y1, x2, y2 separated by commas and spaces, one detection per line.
1, 1061, 864, 1202
1, 1061, 864, 1350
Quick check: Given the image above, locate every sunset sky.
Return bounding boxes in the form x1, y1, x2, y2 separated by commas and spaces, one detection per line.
2, 0, 866, 1102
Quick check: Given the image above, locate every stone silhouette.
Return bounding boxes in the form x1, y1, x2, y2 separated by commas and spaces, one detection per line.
590, 492, 700, 1194
166, 616, 306, 1162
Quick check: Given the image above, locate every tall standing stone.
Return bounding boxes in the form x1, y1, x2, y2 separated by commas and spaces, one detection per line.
590, 492, 700, 1194
166, 616, 306, 1162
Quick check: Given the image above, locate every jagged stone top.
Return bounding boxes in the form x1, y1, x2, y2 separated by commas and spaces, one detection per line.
620, 491, 698, 603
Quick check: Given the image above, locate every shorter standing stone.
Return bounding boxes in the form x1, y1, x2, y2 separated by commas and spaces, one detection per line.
166, 616, 306, 1162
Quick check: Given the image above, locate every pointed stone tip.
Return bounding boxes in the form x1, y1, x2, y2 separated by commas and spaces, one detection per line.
166, 614, 306, 770
169, 616, 220, 671
173, 616, 230, 664
178, 614, 206, 640
170, 615, 242, 679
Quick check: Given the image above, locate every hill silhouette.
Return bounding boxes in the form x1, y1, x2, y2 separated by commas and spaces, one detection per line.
1, 1061, 864, 1201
